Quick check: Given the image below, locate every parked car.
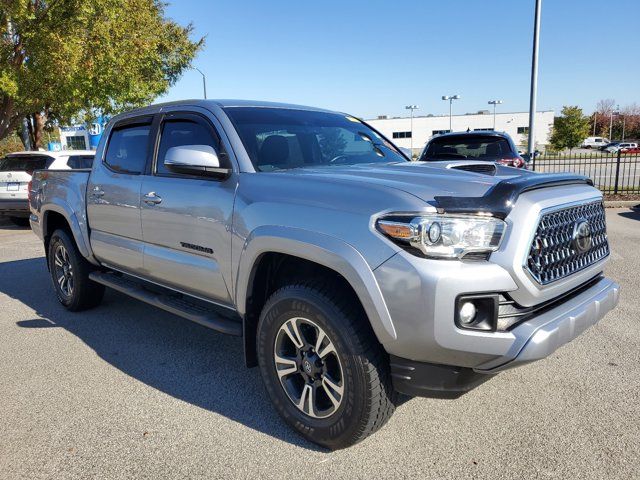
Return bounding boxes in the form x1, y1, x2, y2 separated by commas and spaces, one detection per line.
29, 100, 619, 449
599, 142, 617, 151
581, 136, 610, 149
419, 131, 526, 168
604, 142, 638, 153
1, 150, 94, 225
620, 146, 640, 154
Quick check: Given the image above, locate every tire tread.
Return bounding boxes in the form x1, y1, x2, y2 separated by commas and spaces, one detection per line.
262, 278, 396, 448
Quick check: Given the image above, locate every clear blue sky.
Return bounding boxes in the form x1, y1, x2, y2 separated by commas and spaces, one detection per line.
160, 0, 640, 119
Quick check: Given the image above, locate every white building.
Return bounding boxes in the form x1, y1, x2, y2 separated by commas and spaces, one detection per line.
59, 125, 90, 150
366, 110, 555, 156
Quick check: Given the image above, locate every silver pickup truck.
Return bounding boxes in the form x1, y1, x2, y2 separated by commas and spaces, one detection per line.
29, 100, 619, 450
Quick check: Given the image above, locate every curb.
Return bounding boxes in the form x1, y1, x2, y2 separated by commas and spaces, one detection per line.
603, 200, 640, 209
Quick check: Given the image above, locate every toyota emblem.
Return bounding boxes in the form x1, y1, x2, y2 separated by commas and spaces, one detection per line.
572, 220, 592, 254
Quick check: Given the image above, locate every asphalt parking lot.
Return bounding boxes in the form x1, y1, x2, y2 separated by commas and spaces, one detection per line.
0, 210, 639, 479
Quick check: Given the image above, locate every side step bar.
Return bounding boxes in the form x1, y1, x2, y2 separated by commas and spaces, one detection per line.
89, 271, 242, 336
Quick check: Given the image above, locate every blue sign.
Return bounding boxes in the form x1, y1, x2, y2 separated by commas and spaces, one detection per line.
88, 116, 109, 149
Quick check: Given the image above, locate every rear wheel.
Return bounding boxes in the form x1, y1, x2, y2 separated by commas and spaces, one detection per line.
257, 282, 397, 450
48, 229, 105, 311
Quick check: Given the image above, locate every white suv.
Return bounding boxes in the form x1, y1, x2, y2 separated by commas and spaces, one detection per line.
0, 150, 94, 225
581, 136, 609, 149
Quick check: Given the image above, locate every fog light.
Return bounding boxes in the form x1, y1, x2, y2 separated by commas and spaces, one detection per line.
455, 294, 499, 331
459, 302, 477, 325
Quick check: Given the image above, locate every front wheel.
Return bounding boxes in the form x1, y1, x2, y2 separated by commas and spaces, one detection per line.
257, 283, 397, 450
48, 229, 105, 311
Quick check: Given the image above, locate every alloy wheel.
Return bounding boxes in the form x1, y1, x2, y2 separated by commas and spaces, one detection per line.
273, 317, 344, 419
53, 244, 74, 298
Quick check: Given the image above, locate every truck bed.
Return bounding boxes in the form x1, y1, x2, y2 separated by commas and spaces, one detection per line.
29, 169, 92, 254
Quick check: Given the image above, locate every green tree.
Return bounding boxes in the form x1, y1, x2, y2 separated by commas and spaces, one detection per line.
0, 0, 203, 149
318, 129, 347, 159
549, 106, 591, 152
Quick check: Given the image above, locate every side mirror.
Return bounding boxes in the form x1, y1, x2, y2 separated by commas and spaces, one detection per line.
164, 145, 230, 178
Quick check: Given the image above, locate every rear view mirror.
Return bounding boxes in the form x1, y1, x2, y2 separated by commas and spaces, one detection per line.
164, 145, 230, 178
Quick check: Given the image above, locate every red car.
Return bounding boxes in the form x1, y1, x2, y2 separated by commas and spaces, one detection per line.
620, 147, 640, 154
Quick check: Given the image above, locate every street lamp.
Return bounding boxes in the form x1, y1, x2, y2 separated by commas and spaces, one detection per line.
193, 67, 207, 99
488, 100, 503, 130
442, 95, 461, 131
405, 105, 419, 156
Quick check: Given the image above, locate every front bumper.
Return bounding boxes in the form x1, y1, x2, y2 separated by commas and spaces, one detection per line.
375, 248, 620, 370
386, 276, 619, 397
474, 276, 619, 372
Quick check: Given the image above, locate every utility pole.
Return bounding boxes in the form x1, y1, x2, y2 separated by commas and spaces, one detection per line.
405, 105, 419, 157
527, 0, 542, 162
593, 112, 597, 136
488, 100, 503, 130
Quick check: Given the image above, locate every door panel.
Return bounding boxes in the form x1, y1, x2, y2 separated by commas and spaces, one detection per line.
140, 112, 236, 304
140, 175, 235, 303
87, 118, 152, 274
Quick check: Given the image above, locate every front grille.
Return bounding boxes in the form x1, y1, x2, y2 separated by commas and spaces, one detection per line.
526, 201, 609, 285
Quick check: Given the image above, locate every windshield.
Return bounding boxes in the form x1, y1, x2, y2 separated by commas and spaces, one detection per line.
421, 135, 516, 161
224, 107, 407, 171
0, 155, 53, 172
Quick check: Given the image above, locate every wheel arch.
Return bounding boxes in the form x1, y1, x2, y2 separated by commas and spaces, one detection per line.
41, 203, 98, 266
236, 226, 397, 367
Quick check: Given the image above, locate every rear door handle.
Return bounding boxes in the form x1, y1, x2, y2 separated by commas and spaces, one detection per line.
143, 192, 162, 205
91, 185, 105, 197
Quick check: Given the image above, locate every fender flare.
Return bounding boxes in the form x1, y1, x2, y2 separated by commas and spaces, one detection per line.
235, 225, 397, 345
42, 201, 99, 265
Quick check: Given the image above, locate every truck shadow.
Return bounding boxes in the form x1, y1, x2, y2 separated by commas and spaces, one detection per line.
1, 256, 323, 451
617, 208, 640, 221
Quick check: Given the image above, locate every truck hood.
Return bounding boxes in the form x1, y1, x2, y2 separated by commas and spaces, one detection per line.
281, 161, 522, 203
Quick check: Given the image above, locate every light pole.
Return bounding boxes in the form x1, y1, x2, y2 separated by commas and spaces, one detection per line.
527, 0, 542, 163
442, 95, 460, 132
405, 105, 419, 156
488, 100, 503, 130
610, 105, 619, 140
193, 67, 207, 99
593, 112, 597, 136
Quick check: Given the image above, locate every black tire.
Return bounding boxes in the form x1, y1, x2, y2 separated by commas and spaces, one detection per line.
9, 216, 30, 227
48, 229, 105, 311
257, 282, 397, 450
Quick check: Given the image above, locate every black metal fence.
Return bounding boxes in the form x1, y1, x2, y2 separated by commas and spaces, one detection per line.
531, 150, 640, 195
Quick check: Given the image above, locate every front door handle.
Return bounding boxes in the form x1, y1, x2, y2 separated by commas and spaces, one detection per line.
143, 192, 162, 205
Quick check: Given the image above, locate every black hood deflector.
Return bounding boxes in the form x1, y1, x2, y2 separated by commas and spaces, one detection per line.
434, 172, 594, 219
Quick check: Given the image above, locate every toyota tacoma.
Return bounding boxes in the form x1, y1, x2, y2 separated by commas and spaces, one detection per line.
28, 100, 619, 449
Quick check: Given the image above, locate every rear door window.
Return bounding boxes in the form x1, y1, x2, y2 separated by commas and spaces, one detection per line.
104, 122, 151, 174
67, 155, 94, 169
0, 155, 53, 172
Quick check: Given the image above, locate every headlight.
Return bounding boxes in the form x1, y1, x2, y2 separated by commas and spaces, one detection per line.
377, 214, 506, 259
